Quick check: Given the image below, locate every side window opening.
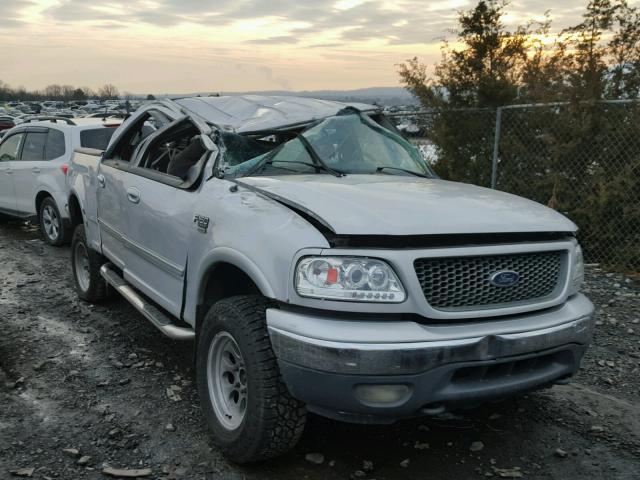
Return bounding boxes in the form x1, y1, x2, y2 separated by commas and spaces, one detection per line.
137, 119, 207, 181
80, 127, 118, 151
45, 129, 65, 160
21, 132, 47, 161
0, 133, 25, 161
110, 110, 169, 162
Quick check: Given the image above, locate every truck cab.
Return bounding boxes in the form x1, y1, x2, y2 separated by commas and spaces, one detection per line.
67, 96, 594, 463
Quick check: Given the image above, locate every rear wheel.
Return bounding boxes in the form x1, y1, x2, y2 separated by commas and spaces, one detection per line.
196, 295, 306, 463
71, 224, 109, 302
39, 197, 70, 246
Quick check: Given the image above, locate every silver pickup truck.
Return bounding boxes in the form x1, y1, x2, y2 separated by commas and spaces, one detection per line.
67, 95, 594, 463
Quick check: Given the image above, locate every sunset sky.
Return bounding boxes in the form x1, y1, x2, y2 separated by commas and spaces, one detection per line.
0, 1, 610, 94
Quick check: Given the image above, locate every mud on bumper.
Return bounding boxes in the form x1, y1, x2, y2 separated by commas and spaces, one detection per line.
267, 294, 594, 424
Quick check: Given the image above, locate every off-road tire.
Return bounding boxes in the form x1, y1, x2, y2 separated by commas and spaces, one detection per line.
71, 224, 109, 302
39, 196, 70, 246
196, 295, 306, 463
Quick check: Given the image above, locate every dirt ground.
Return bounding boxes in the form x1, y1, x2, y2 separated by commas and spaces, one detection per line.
1, 222, 639, 480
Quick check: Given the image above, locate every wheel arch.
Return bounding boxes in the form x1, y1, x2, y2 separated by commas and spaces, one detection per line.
67, 192, 84, 229
35, 190, 54, 216
195, 263, 264, 333
194, 248, 277, 334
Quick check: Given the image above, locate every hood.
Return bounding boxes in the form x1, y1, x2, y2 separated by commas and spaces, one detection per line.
237, 175, 577, 236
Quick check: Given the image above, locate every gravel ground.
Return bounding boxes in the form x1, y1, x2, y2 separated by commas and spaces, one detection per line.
0, 222, 639, 480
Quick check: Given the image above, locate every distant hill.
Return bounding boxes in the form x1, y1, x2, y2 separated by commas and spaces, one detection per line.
156, 87, 418, 107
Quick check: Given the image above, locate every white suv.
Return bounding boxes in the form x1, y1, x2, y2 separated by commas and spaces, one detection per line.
0, 116, 121, 245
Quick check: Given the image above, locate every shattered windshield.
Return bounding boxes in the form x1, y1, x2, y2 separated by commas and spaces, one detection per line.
224, 112, 434, 178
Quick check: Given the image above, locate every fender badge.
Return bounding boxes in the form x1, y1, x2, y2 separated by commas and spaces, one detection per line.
194, 214, 210, 233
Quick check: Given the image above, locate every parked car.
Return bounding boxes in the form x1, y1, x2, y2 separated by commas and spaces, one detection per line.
86, 111, 127, 119
0, 115, 15, 131
0, 116, 121, 245
67, 96, 594, 463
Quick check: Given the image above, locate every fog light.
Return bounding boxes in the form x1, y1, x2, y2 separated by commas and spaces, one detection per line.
354, 384, 411, 405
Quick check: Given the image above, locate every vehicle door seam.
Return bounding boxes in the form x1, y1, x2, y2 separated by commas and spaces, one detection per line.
98, 218, 184, 278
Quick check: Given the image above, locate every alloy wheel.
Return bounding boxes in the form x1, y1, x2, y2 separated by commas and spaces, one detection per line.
206, 331, 248, 431
74, 241, 91, 292
42, 205, 59, 241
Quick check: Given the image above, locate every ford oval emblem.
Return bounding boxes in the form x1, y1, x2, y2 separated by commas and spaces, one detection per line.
489, 270, 520, 287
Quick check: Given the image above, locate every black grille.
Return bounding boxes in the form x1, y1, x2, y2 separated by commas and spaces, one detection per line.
414, 251, 564, 311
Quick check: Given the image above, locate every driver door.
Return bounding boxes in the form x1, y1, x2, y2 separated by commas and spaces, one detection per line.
97, 107, 173, 274
117, 118, 208, 317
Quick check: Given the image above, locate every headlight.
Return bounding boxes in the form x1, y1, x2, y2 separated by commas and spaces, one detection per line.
295, 257, 406, 303
570, 245, 584, 295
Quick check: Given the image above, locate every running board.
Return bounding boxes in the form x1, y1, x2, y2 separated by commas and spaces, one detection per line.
100, 264, 195, 341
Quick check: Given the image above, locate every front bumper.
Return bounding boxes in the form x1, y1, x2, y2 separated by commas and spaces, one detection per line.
267, 294, 595, 423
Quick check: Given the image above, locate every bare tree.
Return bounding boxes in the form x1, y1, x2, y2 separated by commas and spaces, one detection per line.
98, 83, 119, 99
0, 81, 117, 101
62, 85, 75, 100
43, 84, 63, 99
82, 86, 97, 99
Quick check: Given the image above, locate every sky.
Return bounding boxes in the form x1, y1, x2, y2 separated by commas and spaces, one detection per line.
0, 0, 608, 94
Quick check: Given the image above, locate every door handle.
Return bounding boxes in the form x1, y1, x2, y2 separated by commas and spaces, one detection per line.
32, 167, 41, 174
97, 174, 105, 187
1, 168, 12, 174
126, 187, 141, 204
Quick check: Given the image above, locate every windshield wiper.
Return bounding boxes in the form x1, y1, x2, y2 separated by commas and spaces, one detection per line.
376, 166, 429, 178
296, 133, 344, 177
263, 159, 327, 173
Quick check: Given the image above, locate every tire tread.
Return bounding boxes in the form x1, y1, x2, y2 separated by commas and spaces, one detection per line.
71, 224, 109, 303
197, 295, 306, 463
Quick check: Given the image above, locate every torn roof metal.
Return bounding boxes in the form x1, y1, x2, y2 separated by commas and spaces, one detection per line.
173, 95, 378, 134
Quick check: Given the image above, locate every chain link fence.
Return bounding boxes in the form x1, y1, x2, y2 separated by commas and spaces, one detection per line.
388, 101, 640, 271
389, 109, 497, 187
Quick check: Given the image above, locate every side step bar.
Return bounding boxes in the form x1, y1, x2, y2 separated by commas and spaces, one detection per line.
100, 264, 195, 341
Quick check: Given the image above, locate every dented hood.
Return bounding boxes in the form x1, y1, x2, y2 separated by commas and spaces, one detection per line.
237, 175, 577, 236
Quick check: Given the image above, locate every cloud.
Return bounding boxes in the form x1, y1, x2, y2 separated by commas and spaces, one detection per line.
39, 0, 452, 45
38, 0, 595, 48
245, 35, 300, 45
1, 18, 27, 28
1, 0, 38, 28
1, 0, 612, 92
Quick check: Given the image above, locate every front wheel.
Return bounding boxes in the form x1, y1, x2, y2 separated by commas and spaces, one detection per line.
196, 295, 306, 463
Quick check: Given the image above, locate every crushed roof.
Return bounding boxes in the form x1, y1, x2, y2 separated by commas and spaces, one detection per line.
174, 95, 377, 133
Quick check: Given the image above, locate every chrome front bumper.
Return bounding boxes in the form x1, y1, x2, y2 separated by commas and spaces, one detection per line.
267, 294, 594, 376
266, 294, 594, 422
